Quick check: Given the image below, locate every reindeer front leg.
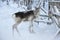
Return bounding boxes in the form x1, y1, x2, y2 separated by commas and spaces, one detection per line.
29, 21, 35, 33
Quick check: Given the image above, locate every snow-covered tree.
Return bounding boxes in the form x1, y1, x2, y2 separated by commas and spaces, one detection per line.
6, 0, 10, 5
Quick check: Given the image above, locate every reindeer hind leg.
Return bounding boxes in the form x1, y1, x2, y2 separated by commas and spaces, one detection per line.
12, 17, 21, 35
12, 22, 20, 35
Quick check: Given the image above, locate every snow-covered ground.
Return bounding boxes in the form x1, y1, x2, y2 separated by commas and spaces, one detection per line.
0, 1, 60, 40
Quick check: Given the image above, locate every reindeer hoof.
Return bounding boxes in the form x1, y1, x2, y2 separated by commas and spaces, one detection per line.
29, 29, 35, 33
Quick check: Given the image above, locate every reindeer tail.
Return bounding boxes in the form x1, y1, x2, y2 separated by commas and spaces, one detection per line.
12, 14, 16, 19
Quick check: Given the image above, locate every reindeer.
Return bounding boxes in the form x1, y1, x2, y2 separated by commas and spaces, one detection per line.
12, 3, 41, 35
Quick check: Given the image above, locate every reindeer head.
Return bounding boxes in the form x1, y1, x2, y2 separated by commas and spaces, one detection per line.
34, 2, 41, 16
